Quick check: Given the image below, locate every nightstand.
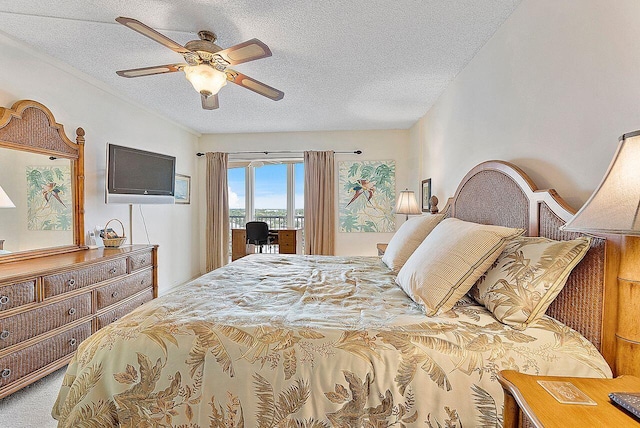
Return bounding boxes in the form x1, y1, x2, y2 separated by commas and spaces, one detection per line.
498, 370, 640, 427
376, 243, 388, 256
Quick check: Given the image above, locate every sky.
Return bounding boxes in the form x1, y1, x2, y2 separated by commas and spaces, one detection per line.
228, 163, 304, 210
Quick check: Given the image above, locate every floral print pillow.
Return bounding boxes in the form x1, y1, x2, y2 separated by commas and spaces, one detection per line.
470, 236, 591, 330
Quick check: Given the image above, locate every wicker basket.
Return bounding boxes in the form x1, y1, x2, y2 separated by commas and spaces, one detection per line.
102, 218, 127, 248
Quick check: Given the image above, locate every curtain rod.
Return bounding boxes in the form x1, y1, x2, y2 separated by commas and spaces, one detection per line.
196, 150, 362, 157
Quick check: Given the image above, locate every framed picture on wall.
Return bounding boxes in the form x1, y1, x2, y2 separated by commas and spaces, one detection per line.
421, 178, 431, 212
338, 160, 396, 232
175, 174, 191, 204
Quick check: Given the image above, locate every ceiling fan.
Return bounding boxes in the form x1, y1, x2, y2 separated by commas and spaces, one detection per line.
114, 17, 284, 110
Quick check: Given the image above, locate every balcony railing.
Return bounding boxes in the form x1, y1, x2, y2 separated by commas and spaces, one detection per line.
230, 215, 304, 230
230, 216, 244, 229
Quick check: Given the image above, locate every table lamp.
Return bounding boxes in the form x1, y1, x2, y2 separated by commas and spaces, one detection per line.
562, 130, 640, 376
395, 188, 421, 220
0, 184, 15, 251
0, 185, 14, 209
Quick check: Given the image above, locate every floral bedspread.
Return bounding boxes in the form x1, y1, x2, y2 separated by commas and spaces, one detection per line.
52, 254, 611, 427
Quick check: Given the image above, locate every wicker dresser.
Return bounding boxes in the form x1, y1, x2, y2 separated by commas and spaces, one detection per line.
0, 244, 157, 398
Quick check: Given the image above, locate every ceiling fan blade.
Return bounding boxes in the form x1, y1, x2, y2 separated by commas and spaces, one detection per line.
215, 39, 272, 65
226, 70, 284, 101
201, 93, 220, 110
116, 17, 190, 54
116, 63, 185, 78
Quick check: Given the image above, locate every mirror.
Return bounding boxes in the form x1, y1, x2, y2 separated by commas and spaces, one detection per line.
0, 100, 85, 263
0, 147, 74, 254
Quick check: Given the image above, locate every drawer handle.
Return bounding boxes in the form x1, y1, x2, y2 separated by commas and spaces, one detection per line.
69, 338, 77, 346
111, 291, 118, 298
0, 295, 9, 305
109, 267, 117, 274
140, 259, 146, 265
112, 317, 118, 323
67, 278, 76, 287
68, 308, 77, 316
1, 368, 10, 379
140, 279, 145, 285
0, 330, 9, 340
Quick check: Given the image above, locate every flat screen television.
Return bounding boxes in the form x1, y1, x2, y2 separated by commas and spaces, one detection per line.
105, 144, 176, 204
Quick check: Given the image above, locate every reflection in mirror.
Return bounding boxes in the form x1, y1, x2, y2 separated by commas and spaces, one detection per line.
0, 146, 74, 255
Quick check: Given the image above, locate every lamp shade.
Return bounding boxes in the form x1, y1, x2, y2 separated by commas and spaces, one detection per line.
184, 64, 227, 96
563, 130, 640, 235
395, 189, 421, 217
0, 185, 15, 208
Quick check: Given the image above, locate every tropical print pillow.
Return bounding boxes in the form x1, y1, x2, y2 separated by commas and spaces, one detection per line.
470, 236, 591, 330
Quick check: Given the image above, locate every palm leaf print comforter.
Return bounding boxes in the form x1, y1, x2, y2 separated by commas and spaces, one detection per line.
52, 254, 611, 427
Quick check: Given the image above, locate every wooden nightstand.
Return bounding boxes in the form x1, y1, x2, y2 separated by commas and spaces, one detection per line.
377, 243, 388, 256
498, 370, 640, 427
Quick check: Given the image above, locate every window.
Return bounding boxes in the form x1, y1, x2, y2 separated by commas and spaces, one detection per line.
228, 167, 246, 229
295, 163, 304, 229
255, 164, 288, 228
228, 162, 304, 230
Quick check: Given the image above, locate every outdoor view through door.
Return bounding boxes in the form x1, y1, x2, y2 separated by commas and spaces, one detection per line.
228, 162, 304, 232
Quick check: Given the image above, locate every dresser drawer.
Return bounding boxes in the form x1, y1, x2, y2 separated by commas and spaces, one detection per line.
0, 293, 91, 349
43, 258, 127, 297
95, 269, 153, 310
129, 250, 153, 272
0, 322, 91, 388
0, 280, 35, 311
96, 289, 153, 330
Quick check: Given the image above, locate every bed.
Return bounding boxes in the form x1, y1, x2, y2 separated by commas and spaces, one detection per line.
52, 161, 617, 427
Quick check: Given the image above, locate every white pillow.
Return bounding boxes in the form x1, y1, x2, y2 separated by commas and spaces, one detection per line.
396, 218, 524, 316
382, 214, 444, 272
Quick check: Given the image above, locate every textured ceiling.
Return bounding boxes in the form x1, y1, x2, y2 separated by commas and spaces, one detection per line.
0, 1, 521, 134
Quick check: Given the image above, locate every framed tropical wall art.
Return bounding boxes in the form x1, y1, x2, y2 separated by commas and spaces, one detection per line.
338, 160, 395, 232
26, 165, 72, 230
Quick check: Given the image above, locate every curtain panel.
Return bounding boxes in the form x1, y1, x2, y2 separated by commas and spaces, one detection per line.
304, 151, 335, 255
205, 152, 229, 271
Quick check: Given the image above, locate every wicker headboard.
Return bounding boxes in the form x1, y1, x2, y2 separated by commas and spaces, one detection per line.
441, 161, 617, 371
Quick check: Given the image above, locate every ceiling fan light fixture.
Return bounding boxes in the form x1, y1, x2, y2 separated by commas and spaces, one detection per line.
115, 17, 284, 109
184, 64, 227, 96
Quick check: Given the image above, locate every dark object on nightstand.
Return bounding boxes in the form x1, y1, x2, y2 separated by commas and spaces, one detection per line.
610, 392, 640, 420
430, 195, 439, 214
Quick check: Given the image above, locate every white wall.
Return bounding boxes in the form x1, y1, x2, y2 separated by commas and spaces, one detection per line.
0, 32, 201, 293
198, 129, 412, 261
412, 0, 640, 210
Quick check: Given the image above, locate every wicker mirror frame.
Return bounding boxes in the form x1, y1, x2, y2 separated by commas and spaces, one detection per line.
0, 100, 85, 263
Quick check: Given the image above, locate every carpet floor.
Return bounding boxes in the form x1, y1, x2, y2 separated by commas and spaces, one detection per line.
0, 367, 65, 427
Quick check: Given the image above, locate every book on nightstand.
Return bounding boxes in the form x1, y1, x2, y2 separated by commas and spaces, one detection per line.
537, 380, 597, 405
609, 392, 640, 420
